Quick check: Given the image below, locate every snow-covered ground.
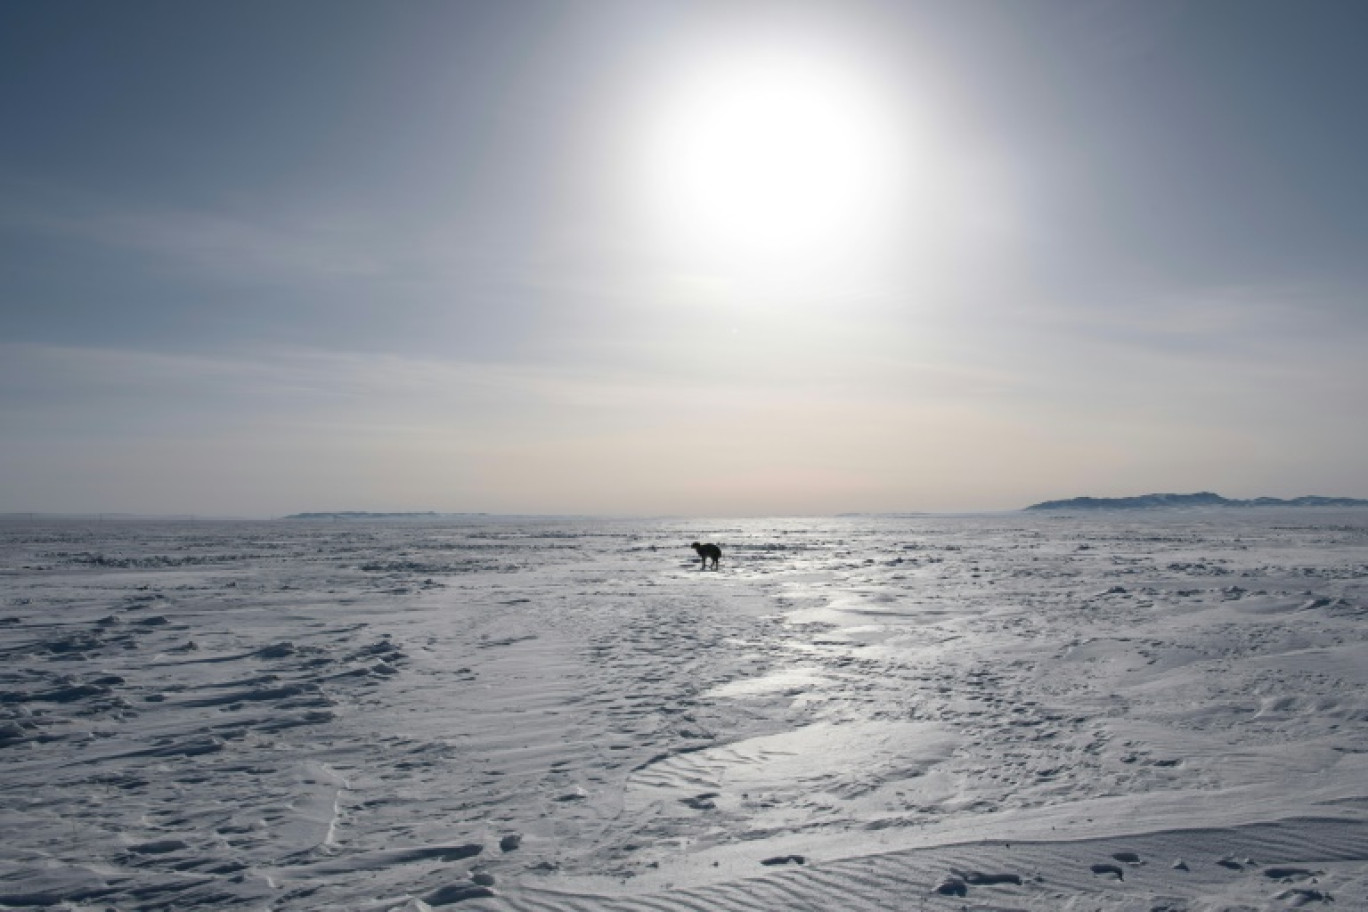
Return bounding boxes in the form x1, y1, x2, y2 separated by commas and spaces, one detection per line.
3, 510, 1367, 910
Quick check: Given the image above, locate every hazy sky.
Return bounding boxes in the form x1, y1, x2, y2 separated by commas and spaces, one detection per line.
3, 0, 1366, 516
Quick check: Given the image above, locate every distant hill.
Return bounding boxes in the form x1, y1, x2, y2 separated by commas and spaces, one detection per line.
1025, 492, 1368, 511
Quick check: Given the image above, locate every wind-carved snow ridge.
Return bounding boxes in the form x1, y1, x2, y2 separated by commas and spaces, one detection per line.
2, 511, 1368, 909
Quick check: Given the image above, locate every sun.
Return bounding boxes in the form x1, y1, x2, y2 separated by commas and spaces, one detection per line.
637, 45, 906, 268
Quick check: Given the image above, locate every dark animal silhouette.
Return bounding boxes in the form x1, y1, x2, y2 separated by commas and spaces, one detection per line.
690, 541, 721, 570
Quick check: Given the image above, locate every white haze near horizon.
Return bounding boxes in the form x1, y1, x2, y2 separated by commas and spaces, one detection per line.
2, 1, 1367, 516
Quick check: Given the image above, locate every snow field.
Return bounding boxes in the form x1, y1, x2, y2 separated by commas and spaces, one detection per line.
2, 511, 1367, 910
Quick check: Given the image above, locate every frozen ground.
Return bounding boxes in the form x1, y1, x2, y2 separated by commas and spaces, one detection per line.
3, 510, 1368, 911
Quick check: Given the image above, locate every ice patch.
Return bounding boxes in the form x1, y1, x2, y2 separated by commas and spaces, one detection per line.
705, 667, 825, 699
626, 721, 961, 830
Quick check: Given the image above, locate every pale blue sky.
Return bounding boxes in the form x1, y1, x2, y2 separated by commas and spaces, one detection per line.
3, 1, 1366, 515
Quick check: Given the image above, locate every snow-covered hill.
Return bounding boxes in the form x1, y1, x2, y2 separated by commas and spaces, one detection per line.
1027, 491, 1368, 510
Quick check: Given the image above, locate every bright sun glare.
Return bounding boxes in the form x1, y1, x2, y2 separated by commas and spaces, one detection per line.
640, 46, 906, 268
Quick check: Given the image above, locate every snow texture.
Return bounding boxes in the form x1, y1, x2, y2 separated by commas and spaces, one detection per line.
3, 510, 1368, 910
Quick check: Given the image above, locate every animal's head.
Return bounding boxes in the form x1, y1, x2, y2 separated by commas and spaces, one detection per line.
689, 541, 701, 550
